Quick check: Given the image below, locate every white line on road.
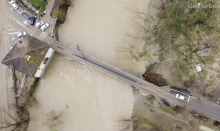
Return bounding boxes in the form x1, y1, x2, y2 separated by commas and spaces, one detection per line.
9, 15, 33, 34
7, 32, 19, 35
187, 96, 190, 102
190, 96, 198, 99
10, 37, 15, 41
15, 9, 21, 14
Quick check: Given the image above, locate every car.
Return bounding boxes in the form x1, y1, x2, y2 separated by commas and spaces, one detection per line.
30, 17, 36, 25
17, 32, 27, 38
176, 94, 184, 100
21, 12, 30, 20
36, 21, 44, 28
43, 57, 49, 64
40, 23, 49, 31
10, 1, 18, 10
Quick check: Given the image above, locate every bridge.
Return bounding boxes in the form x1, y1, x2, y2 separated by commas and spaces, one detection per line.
49, 39, 220, 121
4, 1, 220, 122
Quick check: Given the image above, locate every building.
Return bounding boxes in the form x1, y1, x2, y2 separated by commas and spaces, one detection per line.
1, 35, 55, 78
194, 64, 202, 73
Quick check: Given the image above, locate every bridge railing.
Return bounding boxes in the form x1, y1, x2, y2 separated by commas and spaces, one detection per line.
54, 47, 159, 96
53, 40, 160, 90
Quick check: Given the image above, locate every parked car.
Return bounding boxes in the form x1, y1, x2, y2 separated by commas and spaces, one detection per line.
43, 57, 49, 64
17, 32, 27, 38
10, 1, 18, 10
40, 23, 49, 31
36, 21, 44, 28
21, 12, 30, 20
30, 17, 36, 25
176, 94, 184, 100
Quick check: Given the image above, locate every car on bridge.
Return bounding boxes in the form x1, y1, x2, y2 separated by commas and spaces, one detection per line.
170, 86, 191, 95
10, 1, 18, 10
176, 94, 184, 100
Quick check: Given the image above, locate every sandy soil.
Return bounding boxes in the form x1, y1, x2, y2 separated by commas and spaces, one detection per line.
28, 0, 150, 131
199, 125, 215, 131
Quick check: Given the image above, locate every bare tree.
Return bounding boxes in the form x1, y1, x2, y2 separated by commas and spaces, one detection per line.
43, 110, 64, 131
0, 109, 29, 131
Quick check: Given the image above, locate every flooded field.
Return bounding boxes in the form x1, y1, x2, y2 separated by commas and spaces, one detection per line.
28, 0, 150, 130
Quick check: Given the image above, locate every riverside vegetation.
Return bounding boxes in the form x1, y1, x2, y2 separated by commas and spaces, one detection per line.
117, 0, 220, 89
0, 70, 39, 131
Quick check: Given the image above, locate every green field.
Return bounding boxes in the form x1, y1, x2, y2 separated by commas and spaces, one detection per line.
28, 0, 47, 13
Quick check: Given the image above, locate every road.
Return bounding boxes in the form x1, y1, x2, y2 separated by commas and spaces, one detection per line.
3, 1, 220, 122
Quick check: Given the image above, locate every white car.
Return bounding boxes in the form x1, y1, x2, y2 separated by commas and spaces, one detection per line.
176, 94, 184, 100
40, 23, 49, 31
17, 32, 27, 38
10, 1, 18, 10
36, 21, 44, 28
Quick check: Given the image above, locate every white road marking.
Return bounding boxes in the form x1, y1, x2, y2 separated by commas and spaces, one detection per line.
15, 9, 21, 14
23, 20, 27, 24
187, 96, 190, 102
7, 32, 20, 35
10, 37, 15, 41
39, 32, 47, 40
190, 96, 198, 99
9, 15, 33, 34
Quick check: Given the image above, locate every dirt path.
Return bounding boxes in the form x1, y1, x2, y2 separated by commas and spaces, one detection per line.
0, 28, 16, 131
144, 102, 188, 124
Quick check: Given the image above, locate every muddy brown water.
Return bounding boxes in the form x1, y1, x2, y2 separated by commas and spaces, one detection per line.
28, 0, 150, 130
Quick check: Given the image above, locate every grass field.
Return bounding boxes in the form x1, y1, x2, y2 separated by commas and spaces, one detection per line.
28, 0, 47, 13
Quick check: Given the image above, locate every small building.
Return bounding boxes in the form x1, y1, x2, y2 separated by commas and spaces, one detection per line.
1, 35, 55, 78
194, 64, 202, 73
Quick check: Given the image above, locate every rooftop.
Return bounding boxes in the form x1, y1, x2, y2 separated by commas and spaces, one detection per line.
1, 35, 50, 77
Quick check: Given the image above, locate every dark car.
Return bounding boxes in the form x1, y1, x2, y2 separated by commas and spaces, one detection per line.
30, 17, 36, 25
43, 57, 49, 64
170, 86, 191, 95
21, 12, 30, 20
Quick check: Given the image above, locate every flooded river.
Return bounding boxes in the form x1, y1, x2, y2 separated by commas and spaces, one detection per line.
28, 0, 150, 130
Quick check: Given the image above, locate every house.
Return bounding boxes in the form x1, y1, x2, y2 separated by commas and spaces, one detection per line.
1, 35, 55, 78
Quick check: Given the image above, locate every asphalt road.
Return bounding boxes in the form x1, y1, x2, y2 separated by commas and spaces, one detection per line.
4, 1, 220, 122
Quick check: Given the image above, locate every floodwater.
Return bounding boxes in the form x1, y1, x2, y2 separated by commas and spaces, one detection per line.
28, 0, 150, 131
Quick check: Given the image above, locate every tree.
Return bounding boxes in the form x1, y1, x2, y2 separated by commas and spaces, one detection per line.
172, 105, 184, 114
213, 121, 220, 126
117, 118, 132, 130
54, 9, 66, 23
59, 0, 66, 7
65, 0, 73, 7
43, 110, 64, 131
0, 109, 29, 131
59, 0, 73, 7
